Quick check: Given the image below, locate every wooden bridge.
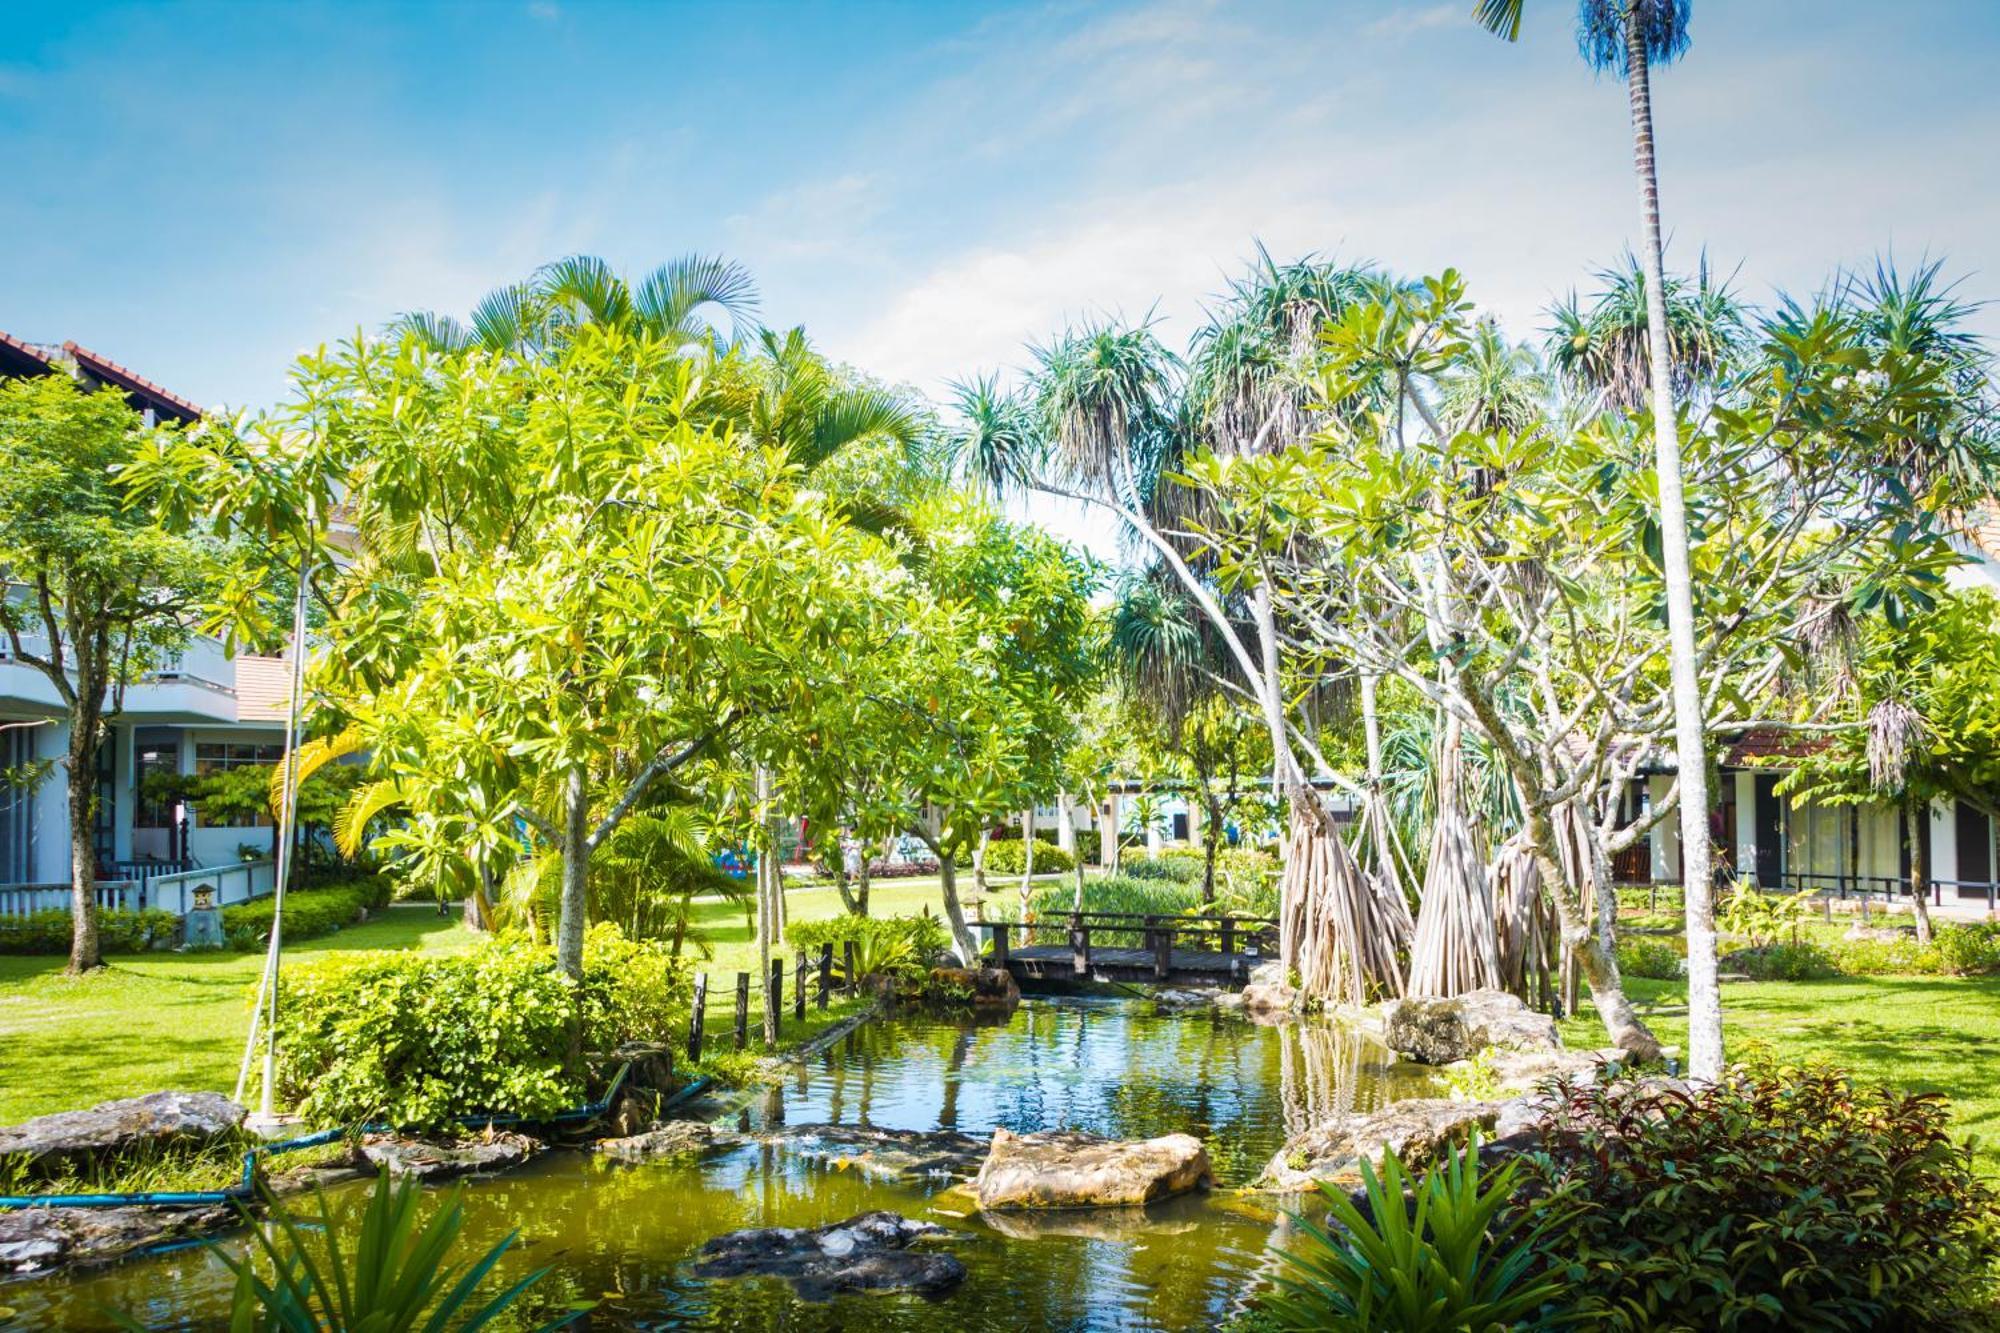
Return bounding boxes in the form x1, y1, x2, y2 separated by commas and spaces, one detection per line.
989, 912, 1280, 990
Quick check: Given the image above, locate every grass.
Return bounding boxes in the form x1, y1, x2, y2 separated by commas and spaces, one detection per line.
1559, 971, 2000, 1172
0, 905, 476, 1125
0, 879, 974, 1126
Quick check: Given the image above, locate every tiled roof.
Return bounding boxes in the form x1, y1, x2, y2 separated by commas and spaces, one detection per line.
1964, 504, 2000, 562
1723, 728, 1826, 767
60, 340, 204, 422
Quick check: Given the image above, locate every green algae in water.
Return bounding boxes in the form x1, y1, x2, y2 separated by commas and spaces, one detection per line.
8, 997, 1435, 1331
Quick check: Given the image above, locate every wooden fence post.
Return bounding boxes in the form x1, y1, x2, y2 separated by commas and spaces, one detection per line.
769, 958, 785, 1043
794, 951, 807, 1022
817, 943, 833, 1009
1070, 912, 1088, 976
689, 973, 707, 1064
991, 922, 1009, 969
734, 972, 750, 1051
843, 940, 858, 990
1154, 921, 1171, 980
1220, 917, 1235, 959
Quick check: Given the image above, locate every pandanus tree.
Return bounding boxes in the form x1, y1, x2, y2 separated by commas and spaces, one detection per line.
1017, 254, 1414, 1003
1476, 0, 1726, 1078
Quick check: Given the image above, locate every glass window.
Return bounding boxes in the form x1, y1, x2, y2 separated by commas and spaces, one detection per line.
194, 741, 286, 828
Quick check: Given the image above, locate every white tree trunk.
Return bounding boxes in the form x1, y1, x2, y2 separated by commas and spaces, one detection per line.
1626, 18, 1720, 1079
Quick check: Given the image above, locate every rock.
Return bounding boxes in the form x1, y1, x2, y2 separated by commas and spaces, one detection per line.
1256, 1098, 1502, 1192
1382, 990, 1560, 1065
691, 1210, 966, 1301
760, 1123, 988, 1183
0, 1092, 245, 1181
595, 1120, 734, 1164
974, 1128, 1213, 1210
1450, 1045, 1600, 1096
356, 1131, 539, 1181
1150, 988, 1214, 1011
0, 1203, 234, 1276
1239, 982, 1300, 1018
925, 966, 1020, 1007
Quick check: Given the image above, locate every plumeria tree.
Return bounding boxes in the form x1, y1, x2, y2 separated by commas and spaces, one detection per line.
1180, 271, 1975, 1055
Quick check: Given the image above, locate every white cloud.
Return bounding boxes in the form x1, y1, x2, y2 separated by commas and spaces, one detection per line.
1365, 4, 1462, 39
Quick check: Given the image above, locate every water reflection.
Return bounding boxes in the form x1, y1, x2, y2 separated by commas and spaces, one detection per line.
8, 998, 1434, 1332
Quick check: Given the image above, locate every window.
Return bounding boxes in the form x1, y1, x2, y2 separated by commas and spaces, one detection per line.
134, 735, 182, 830
194, 742, 285, 828
0, 725, 37, 883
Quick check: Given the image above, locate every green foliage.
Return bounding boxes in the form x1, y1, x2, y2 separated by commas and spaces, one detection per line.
1729, 938, 1840, 982
1615, 935, 1684, 980
1071, 829, 1101, 863
0, 907, 179, 955
1826, 923, 2000, 978
117, 1172, 563, 1331
786, 913, 949, 979
1125, 854, 1202, 885
274, 926, 682, 1129
1718, 884, 1815, 950
983, 839, 1075, 876
1528, 1060, 2000, 1331
1257, 1131, 1572, 1332
223, 885, 368, 952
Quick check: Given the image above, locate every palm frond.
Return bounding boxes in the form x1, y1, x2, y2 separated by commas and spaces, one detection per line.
634, 253, 761, 346
384, 311, 474, 354
1577, 0, 1691, 74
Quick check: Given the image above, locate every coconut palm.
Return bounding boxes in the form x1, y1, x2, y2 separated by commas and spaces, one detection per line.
1477, 0, 1724, 1081
1442, 318, 1549, 436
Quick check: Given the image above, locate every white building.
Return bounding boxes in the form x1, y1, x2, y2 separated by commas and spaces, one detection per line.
1, 332, 289, 914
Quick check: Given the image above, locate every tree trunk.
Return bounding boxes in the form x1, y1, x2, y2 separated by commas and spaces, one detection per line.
66, 716, 102, 974
1526, 800, 1661, 1059
931, 839, 978, 964
833, 846, 859, 916
857, 853, 871, 917
555, 764, 589, 979
1906, 796, 1933, 945
1626, 16, 1720, 1081
971, 827, 993, 903
756, 768, 778, 1046
1201, 793, 1223, 905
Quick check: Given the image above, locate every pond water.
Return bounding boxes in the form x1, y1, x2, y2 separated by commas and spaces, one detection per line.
7, 997, 1437, 1331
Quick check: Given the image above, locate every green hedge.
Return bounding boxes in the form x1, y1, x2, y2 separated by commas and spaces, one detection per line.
274, 924, 684, 1129
0, 907, 181, 955
224, 884, 368, 951
984, 840, 1075, 876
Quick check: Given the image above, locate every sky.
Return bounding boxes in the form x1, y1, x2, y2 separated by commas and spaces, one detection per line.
4, 0, 1998, 558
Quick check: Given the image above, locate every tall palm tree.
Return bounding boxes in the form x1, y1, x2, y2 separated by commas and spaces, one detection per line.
1546, 252, 1744, 413
1476, 0, 1723, 1080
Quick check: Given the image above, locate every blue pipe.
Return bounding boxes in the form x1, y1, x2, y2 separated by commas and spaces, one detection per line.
0, 1060, 654, 1211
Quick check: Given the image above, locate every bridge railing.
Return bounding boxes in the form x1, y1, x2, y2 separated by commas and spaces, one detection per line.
990, 910, 1280, 981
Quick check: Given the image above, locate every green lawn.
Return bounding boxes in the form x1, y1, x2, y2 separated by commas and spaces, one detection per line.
0, 882, 970, 1125
1559, 972, 2000, 1171
0, 905, 476, 1124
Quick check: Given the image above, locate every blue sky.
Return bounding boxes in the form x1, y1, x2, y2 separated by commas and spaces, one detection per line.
5, 1, 1997, 551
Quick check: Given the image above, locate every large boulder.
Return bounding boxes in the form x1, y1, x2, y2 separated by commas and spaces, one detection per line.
1238, 960, 1300, 1021
0, 1092, 245, 1181
760, 1123, 988, 1183
974, 1128, 1212, 1210
691, 1210, 965, 1301
0, 1202, 234, 1276
1257, 1098, 1503, 1193
1382, 989, 1560, 1065
356, 1131, 539, 1182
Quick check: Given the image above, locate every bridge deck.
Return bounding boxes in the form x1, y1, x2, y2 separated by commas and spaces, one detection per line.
1003, 943, 1261, 988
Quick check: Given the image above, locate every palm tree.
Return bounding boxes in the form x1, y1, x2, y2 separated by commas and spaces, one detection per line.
1546, 252, 1744, 413
391, 252, 760, 357
1476, 0, 1723, 1080
944, 373, 1041, 497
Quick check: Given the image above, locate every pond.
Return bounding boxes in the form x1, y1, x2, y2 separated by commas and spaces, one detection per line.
8, 996, 1437, 1331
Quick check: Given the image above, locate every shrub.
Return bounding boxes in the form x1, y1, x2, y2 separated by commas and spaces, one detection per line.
1615, 935, 1683, 980
1932, 923, 2000, 975
983, 839, 1076, 876
224, 884, 368, 951
1729, 938, 1839, 981
786, 913, 951, 978
1258, 1131, 1573, 1331
1828, 923, 2000, 977
0, 906, 180, 955
1124, 855, 1202, 885
274, 925, 684, 1129
1526, 1060, 2000, 1331
1072, 829, 1100, 863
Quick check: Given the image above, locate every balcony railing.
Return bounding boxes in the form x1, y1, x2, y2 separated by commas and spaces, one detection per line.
0, 858, 277, 918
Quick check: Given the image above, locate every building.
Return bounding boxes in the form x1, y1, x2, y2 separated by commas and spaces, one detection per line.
1, 334, 290, 914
